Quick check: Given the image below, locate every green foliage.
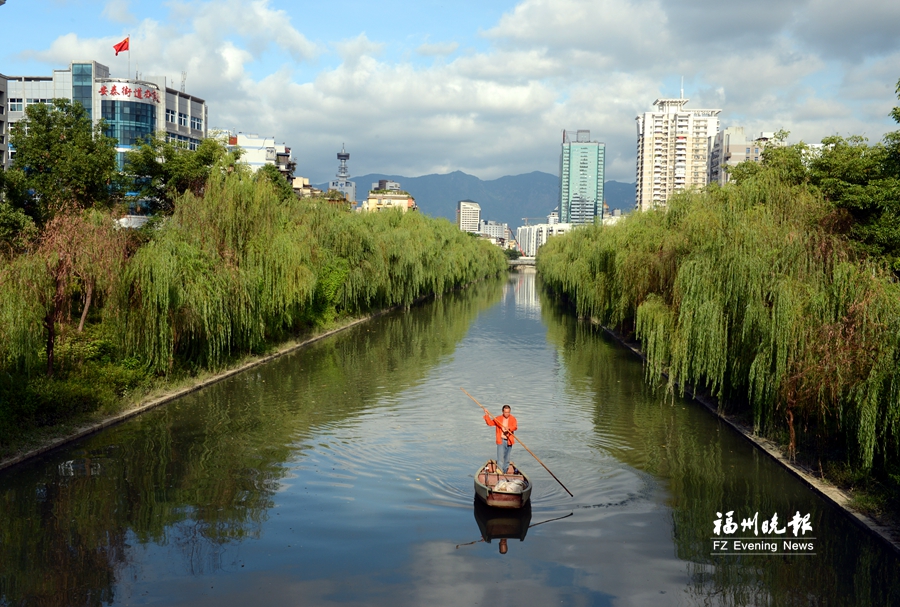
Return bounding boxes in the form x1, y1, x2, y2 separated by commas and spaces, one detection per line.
504, 247, 521, 260
0, 199, 38, 256
808, 133, 900, 271
0, 169, 504, 441
539, 168, 900, 476
8, 99, 119, 225
118, 174, 505, 374
254, 163, 295, 201
125, 134, 242, 213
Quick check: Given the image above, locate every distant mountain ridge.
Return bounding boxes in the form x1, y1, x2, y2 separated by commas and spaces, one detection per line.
315, 171, 635, 230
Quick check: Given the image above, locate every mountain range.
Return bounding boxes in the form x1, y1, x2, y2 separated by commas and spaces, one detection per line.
315, 171, 635, 230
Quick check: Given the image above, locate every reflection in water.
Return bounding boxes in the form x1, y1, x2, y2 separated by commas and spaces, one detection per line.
505, 267, 541, 320
0, 278, 504, 606
539, 281, 900, 606
474, 499, 532, 544
0, 270, 899, 606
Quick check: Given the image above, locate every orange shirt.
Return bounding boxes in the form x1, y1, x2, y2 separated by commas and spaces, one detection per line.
484, 413, 517, 445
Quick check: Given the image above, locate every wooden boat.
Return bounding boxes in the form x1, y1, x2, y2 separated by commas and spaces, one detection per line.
474, 459, 532, 509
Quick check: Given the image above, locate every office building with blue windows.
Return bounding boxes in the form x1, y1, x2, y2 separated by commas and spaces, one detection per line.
4, 60, 207, 168
558, 130, 605, 225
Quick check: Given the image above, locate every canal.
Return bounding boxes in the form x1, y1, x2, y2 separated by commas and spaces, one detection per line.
1, 270, 898, 606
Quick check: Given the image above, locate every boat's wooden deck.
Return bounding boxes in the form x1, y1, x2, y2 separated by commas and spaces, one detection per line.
477, 471, 528, 489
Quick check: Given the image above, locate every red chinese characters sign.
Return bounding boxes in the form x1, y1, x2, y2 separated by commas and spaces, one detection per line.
98, 83, 161, 104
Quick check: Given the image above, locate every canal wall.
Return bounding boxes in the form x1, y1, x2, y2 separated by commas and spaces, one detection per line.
598, 323, 900, 555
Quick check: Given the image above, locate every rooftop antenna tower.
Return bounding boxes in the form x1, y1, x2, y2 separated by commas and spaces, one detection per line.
680, 76, 684, 99
181, 71, 187, 93
336, 144, 350, 180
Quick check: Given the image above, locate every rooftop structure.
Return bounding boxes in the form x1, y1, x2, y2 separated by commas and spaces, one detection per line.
328, 144, 357, 203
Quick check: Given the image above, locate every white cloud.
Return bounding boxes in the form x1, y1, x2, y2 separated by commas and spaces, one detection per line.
102, 0, 137, 24
416, 41, 459, 57
334, 33, 384, 68
17, 0, 900, 184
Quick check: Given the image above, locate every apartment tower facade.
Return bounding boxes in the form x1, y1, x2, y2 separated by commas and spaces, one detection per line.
635, 98, 720, 211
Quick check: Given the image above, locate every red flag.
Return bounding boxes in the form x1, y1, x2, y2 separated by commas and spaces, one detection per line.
113, 37, 129, 56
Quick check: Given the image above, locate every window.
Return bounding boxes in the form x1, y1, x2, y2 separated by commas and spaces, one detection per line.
178, 112, 188, 126
166, 109, 176, 123
190, 116, 202, 130
746, 148, 751, 154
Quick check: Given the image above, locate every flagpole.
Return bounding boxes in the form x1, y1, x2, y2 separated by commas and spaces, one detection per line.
128, 34, 131, 79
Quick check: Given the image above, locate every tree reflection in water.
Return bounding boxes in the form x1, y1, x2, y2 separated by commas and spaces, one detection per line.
0, 277, 504, 606
539, 280, 900, 606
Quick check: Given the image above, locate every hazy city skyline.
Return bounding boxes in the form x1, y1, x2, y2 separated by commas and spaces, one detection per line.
2, 0, 899, 183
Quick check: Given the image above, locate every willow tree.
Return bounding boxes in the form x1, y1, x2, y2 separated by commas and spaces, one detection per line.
539, 167, 900, 472
0, 210, 126, 376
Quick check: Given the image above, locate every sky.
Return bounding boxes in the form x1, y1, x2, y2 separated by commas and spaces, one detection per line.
1, 0, 899, 183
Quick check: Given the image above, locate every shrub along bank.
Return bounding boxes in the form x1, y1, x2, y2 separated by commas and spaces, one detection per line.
0, 172, 506, 453
538, 84, 900, 510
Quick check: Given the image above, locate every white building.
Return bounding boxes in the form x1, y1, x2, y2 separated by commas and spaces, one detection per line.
457, 200, 481, 232
225, 132, 293, 177
635, 98, 720, 211
516, 212, 574, 256
479, 219, 510, 240
5, 60, 208, 168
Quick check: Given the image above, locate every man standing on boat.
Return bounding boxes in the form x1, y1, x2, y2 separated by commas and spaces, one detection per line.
485, 405, 517, 475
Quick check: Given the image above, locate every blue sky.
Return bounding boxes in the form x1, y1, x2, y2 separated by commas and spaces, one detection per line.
2, 0, 899, 183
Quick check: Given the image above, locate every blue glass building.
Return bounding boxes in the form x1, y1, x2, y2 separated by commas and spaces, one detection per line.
559, 130, 606, 225
4, 60, 207, 169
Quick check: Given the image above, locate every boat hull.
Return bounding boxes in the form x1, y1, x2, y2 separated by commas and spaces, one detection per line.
474, 460, 532, 509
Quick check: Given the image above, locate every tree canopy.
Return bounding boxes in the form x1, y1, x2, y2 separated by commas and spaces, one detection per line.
8, 99, 119, 225
125, 134, 242, 214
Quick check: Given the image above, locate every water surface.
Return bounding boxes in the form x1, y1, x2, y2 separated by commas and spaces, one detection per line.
1, 270, 897, 606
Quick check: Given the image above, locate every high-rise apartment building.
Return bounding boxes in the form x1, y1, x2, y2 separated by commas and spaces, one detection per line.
635, 98, 720, 211
5, 60, 208, 168
457, 200, 481, 232
559, 130, 605, 224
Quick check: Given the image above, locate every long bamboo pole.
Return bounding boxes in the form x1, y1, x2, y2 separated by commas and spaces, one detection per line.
461, 388, 574, 498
